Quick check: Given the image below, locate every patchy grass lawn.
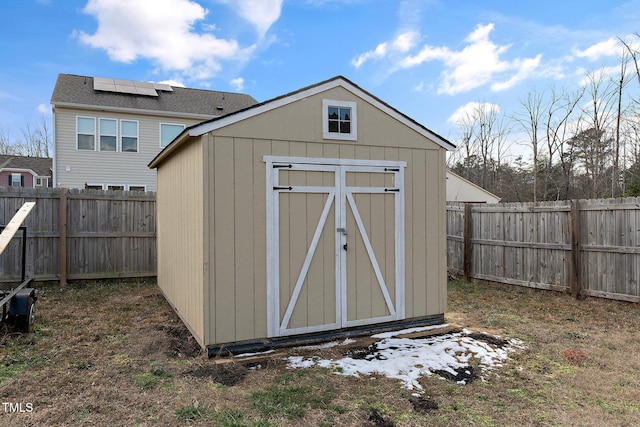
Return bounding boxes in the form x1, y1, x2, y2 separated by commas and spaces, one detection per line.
1, 279, 640, 426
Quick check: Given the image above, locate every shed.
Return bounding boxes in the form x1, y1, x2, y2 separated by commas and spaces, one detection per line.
149, 76, 456, 356
446, 170, 501, 203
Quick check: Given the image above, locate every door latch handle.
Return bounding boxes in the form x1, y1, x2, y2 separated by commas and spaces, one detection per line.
343, 243, 348, 251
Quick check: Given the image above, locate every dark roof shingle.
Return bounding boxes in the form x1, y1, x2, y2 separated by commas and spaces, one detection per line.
0, 155, 52, 176
50, 74, 258, 117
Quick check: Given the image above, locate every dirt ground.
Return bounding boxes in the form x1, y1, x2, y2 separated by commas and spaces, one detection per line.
1, 279, 640, 426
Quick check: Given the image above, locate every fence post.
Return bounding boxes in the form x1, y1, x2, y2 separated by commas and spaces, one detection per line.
59, 188, 68, 288
463, 203, 472, 281
570, 199, 582, 298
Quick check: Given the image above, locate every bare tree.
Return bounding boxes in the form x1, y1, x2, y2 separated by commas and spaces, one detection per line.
0, 127, 17, 155
512, 89, 545, 202
574, 68, 619, 198
619, 33, 640, 86
450, 102, 511, 194
546, 86, 584, 200
0, 115, 52, 157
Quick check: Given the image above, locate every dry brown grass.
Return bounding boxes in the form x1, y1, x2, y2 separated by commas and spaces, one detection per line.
1, 278, 640, 426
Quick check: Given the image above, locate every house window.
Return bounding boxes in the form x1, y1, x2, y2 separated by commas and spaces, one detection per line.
9, 174, 23, 187
85, 184, 103, 190
322, 99, 357, 141
35, 178, 42, 187
129, 185, 146, 192
160, 123, 185, 148
107, 185, 125, 191
99, 118, 117, 151
77, 117, 96, 150
121, 120, 138, 153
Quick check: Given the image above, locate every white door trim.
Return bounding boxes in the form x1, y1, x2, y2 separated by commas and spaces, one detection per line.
265, 155, 406, 338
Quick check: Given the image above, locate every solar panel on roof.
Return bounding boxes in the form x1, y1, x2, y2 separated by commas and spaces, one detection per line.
93, 76, 160, 96
136, 86, 158, 96
114, 84, 138, 94
153, 83, 174, 92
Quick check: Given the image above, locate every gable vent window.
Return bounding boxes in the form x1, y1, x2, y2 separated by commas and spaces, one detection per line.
323, 99, 357, 141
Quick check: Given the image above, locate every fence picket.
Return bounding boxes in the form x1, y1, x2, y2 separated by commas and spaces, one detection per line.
447, 198, 640, 303
0, 187, 156, 283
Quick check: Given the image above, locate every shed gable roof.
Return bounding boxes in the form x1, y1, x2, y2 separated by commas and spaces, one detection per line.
50, 74, 258, 119
149, 76, 455, 168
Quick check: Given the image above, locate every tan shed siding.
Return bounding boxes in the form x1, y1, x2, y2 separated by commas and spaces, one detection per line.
212, 89, 442, 151
54, 106, 202, 190
206, 136, 270, 345
206, 134, 445, 346
157, 138, 205, 346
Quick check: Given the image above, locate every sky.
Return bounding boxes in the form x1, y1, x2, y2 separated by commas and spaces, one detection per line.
1, 0, 640, 158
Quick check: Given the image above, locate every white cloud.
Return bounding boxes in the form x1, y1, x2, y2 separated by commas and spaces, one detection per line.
351, 31, 419, 68
491, 55, 542, 91
77, 0, 255, 80
230, 77, 245, 91
220, 0, 283, 38
36, 104, 50, 115
573, 37, 620, 61
448, 101, 500, 125
156, 79, 186, 88
399, 23, 540, 95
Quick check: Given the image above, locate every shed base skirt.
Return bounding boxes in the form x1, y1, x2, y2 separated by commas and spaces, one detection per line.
207, 314, 445, 358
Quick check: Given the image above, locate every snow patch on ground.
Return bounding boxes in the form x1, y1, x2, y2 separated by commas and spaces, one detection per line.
287, 326, 524, 392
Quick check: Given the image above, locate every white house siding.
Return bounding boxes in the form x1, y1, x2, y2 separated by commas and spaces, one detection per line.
54, 106, 204, 191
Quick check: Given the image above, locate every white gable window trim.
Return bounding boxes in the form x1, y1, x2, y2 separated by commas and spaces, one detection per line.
160, 123, 186, 148
322, 99, 357, 141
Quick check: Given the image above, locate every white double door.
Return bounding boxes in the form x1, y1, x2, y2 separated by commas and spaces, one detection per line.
265, 156, 406, 338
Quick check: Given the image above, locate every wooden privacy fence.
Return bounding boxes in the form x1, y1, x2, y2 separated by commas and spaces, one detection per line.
447, 198, 640, 303
0, 187, 156, 283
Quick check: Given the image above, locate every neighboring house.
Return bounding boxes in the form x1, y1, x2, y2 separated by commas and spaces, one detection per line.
50, 74, 257, 191
446, 170, 501, 203
0, 155, 52, 188
149, 76, 456, 354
